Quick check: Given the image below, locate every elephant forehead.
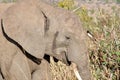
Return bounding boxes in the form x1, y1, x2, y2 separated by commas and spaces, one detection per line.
2, 2, 46, 58
57, 12, 86, 40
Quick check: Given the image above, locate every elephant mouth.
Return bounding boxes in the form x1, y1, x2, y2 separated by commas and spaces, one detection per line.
1, 19, 42, 65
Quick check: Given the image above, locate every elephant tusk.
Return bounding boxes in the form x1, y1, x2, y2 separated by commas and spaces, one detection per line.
71, 63, 83, 80
74, 68, 83, 80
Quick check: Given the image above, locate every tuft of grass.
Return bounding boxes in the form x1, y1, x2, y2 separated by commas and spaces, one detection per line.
58, 0, 75, 10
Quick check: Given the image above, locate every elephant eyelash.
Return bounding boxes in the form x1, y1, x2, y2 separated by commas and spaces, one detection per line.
65, 36, 70, 40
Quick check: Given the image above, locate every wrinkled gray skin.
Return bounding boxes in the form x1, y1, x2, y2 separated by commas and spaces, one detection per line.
0, 0, 91, 80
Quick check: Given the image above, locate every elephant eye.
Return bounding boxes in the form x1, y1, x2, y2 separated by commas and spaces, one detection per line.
65, 36, 70, 40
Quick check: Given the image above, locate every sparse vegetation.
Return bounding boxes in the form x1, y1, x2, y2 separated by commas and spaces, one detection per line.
50, 57, 77, 80
0, 0, 16, 3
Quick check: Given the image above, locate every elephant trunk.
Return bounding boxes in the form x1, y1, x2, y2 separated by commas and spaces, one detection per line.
67, 38, 91, 80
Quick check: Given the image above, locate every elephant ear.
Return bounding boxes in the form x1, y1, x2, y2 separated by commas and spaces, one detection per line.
2, 2, 45, 59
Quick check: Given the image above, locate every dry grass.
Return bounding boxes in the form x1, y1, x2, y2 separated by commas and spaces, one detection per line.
50, 57, 77, 80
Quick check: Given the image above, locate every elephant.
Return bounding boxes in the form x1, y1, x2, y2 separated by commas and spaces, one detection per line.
0, 3, 51, 80
0, 0, 91, 80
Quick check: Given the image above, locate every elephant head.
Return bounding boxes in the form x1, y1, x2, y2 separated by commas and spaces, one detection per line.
46, 15, 91, 80
1, 0, 91, 80
38, 1, 91, 79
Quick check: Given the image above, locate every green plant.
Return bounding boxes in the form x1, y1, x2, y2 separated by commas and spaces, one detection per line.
58, 0, 75, 10
116, 0, 120, 3
2, 0, 16, 3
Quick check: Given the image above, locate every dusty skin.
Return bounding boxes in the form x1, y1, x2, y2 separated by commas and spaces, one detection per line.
0, 0, 91, 80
